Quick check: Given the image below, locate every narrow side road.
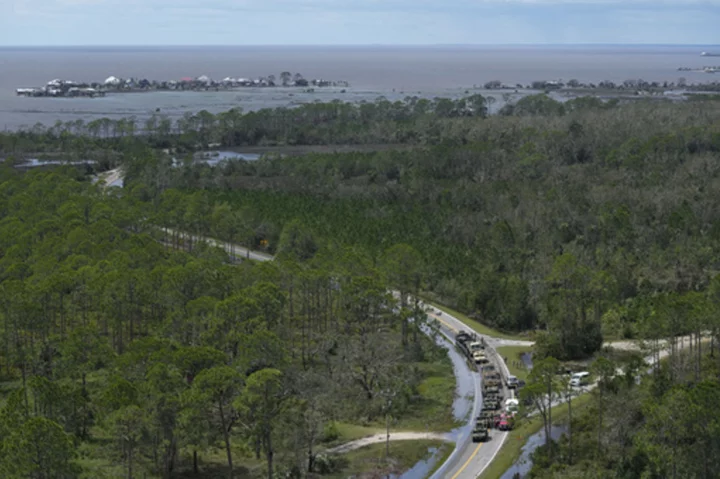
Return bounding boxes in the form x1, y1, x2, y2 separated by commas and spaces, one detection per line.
96, 167, 124, 187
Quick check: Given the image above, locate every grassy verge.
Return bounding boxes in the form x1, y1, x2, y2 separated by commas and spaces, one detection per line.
424, 442, 454, 478
496, 345, 534, 381
392, 355, 460, 432
424, 299, 527, 341
478, 393, 593, 479
328, 342, 458, 448
327, 440, 446, 479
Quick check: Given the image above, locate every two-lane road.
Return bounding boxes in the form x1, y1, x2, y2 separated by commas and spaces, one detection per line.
424, 303, 512, 479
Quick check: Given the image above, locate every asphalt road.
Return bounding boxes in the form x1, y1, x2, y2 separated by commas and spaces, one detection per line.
163, 227, 274, 262
423, 302, 512, 479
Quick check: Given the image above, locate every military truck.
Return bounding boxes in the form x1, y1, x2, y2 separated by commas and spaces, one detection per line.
473, 350, 489, 364
484, 385, 500, 395
479, 411, 495, 427
472, 424, 489, 442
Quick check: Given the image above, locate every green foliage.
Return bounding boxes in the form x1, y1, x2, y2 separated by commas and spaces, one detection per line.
500, 94, 566, 116
0, 416, 81, 478
115, 98, 720, 360
277, 219, 319, 261
528, 351, 720, 479
0, 168, 451, 477
4, 95, 720, 476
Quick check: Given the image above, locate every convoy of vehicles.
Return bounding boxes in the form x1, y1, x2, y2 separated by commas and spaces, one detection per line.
454, 329, 520, 437
455, 326, 592, 441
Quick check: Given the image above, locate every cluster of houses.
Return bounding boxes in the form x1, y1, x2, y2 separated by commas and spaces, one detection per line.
17, 73, 350, 98
677, 66, 720, 74
16, 79, 104, 98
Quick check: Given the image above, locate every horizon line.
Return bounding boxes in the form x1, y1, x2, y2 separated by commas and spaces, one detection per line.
1, 42, 718, 48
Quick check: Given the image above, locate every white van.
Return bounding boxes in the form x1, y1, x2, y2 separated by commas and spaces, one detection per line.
570, 371, 590, 387
504, 398, 519, 414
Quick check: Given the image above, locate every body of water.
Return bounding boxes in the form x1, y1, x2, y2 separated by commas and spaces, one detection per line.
0, 45, 717, 130
500, 424, 569, 479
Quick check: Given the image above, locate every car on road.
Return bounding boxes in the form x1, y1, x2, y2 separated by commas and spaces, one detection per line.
504, 398, 519, 414
506, 375, 519, 389
497, 413, 514, 431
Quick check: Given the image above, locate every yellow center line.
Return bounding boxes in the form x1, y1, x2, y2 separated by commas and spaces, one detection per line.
430, 309, 490, 478
428, 311, 458, 334
450, 442, 484, 479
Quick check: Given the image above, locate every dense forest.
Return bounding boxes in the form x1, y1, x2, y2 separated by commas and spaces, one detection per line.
2, 92, 720, 478
525, 338, 720, 479
117, 96, 720, 361
0, 167, 452, 478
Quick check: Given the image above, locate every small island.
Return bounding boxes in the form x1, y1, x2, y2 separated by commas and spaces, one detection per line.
16, 72, 350, 98
677, 66, 720, 74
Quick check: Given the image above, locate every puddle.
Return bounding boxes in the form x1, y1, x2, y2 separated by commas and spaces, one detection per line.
520, 352, 533, 370
393, 445, 444, 479
500, 424, 568, 479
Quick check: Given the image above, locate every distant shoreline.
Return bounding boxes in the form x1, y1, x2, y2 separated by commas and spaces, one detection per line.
2, 43, 720, 49
16, 74, 350, 99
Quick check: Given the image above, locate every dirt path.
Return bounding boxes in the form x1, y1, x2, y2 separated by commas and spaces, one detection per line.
327, 432, 453, 454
